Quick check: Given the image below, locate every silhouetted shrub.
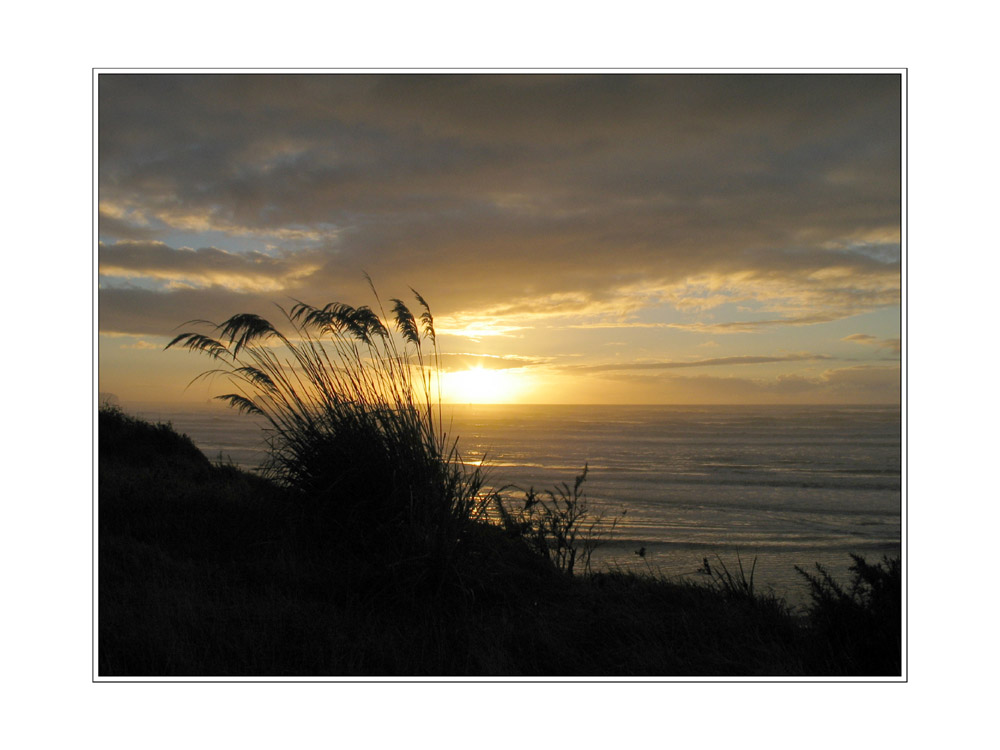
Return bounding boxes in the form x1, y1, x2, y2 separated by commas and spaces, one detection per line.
796, 554, 901, 675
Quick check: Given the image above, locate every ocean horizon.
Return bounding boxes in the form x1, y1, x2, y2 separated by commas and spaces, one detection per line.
120, 401, 902, 607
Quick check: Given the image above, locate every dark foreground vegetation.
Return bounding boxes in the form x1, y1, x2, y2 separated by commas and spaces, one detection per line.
99, 406, 901, 677
99, 288, 900, 677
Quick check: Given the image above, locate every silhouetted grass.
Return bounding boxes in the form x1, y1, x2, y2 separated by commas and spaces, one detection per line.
165, 283, 491, 576
493, 464, 624, 576
98, 407, 901, 677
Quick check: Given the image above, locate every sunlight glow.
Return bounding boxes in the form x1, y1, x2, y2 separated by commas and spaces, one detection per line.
440, 366, 529, 404
435, 324, 525, 341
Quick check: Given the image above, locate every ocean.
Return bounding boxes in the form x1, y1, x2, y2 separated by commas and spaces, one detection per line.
127, 402, 902, 608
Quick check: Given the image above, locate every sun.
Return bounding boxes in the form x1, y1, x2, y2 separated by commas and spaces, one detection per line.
441, 366, 526, 404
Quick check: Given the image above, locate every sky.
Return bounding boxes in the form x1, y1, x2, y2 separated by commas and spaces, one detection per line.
97, 73, 902, 405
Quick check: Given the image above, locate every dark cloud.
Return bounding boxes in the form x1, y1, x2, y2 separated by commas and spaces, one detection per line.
98, 209, 161, 241
99, 285, 283, 335
98, 73, 901, 343
99, 241, 322, 291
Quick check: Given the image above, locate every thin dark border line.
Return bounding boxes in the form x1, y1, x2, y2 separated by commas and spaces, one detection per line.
97, 679, 904, 683
92, 68, 907, 684
92, 68, 907, 74
904, 69, 909, 681
92, 69, 96, 683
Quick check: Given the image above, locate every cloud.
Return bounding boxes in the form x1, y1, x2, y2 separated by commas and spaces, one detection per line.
99, 241, 322, 292
118, 340, 160, 350
98, 74, 900, 334
435, 322, 526, 341
98, 207, 161, 241
842, 333, 901, 353
666, 314, 845, 333
98, 285, 283, 336
563, 353, 834, 373
427, 353, 542, 372
591, 364, 900, 404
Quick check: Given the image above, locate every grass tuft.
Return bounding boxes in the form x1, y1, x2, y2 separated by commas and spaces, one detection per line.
493, 464, 623, 575
165, 286, 491, 572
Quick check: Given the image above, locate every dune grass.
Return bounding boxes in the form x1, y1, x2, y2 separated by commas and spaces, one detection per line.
165, 283, 492, 576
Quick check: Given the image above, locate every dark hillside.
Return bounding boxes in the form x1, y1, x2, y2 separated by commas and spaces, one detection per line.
98, 407, 900, 677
